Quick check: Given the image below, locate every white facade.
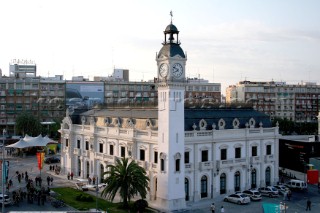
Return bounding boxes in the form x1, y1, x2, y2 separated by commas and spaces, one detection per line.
59, 21, 280, 212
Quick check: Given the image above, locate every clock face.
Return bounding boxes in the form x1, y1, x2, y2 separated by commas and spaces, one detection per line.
172, 63, 183, 78
159, 63, 169, 77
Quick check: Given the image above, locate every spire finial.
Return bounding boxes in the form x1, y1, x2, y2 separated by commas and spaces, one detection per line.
170, 10, 173, 24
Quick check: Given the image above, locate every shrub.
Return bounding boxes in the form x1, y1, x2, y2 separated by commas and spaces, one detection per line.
75, 194, 94, 202
133, 199, 148, 213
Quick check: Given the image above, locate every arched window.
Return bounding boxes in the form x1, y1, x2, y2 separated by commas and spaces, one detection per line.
185, 178, 189, 201
220, 173, 226, 194
201, 175, 208, 198
160, 153, 166, 172
251, 169, 257, 188
234, 171, 240, 191
174, 153, 181, 172
265, 167, 271, 186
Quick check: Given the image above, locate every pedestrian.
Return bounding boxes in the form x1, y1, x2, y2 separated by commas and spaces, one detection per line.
220, 206, 224, 213
210, 202, 215, 213
287, 189, 291, 201
50, 177, 53, 185
49, 165, 52, 171
47, 176, 50, 186
67, 172, 70, 180
70, 172, 74, 180
93, 176, 96, 185
9, 179, 13, 187
306, 198, 311, 211
283, 189, 287, 201
17, 173, 21, 183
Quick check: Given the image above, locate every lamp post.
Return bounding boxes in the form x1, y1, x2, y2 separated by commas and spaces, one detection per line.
2, 129, 6, 213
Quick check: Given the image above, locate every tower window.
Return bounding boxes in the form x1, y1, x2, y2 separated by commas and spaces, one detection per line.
85, 141, 89, 150
184, 152, 190, 164
77, 139, 80, 149
65, 139, 69, 147
175, 159, 180, 172
161, 159, 165, 171
154, 151, 158, 164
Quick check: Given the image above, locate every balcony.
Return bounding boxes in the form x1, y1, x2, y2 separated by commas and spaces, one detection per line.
82, 150, 90, 157
250, 156, 261, 164
137, 160, 148, 169
185, 163, 193, 172
234, 157, 247, 166
264, 155, 274, 163
73, 148, 81, 155
199, 161, 212, 170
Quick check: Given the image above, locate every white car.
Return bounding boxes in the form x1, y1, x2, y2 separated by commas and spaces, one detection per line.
224, 193, 251, 205
0, 194, 12, 205
258, 186, 279, 197
242, 189, 262, 201
273, 185, 289, 195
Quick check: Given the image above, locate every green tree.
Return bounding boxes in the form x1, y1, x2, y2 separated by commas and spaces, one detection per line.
101, 157, 149, 209
15, 112, 42, 136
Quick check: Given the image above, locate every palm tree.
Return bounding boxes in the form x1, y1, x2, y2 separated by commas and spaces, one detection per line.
101, 157, 149, 208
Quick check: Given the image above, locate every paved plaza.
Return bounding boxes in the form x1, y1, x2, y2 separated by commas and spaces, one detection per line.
1, 153, 320, 213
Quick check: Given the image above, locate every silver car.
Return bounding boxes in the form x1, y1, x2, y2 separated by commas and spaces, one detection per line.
224, 193, 251, 205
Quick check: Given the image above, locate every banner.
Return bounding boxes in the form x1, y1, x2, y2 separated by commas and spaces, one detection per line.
37, 152, 45, 170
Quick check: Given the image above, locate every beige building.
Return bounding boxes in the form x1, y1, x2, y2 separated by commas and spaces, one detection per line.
226, 80, 320, 122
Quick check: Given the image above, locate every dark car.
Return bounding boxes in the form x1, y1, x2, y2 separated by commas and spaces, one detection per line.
44, 156, 60, 164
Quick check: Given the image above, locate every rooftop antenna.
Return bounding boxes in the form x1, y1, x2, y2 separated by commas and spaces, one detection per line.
170, 10, 173, 24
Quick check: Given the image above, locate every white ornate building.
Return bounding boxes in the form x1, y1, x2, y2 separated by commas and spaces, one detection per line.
59, 20, 280, 212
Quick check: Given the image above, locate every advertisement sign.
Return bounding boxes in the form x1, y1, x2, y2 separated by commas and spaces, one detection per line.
66, 82, 104, 110
36, 152, 45, 170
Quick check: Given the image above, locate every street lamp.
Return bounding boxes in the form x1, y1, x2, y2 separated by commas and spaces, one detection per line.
2, 129, 6, 213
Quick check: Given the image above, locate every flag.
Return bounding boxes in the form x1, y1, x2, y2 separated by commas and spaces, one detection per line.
37, 152, 45, 170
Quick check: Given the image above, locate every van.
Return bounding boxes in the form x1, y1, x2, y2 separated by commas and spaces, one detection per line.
285, 179, 307, 190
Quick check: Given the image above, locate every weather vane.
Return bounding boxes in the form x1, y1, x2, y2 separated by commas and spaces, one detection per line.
170, 10, 173, 24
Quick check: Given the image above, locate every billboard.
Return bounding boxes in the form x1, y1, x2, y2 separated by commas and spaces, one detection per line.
66, 82, 104, 110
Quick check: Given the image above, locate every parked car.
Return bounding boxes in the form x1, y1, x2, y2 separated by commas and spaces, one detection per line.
0, 194, 12, 205
44, 156, 61, 164
242, 189, 262, 201
274, 185, 290, 195
224, 193, 251, 205
285, 179, 307, 190
258, 186, 279, 197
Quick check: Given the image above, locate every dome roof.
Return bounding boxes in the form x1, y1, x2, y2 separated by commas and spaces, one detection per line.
157, 43, 185, 59
164, 24, 179, 33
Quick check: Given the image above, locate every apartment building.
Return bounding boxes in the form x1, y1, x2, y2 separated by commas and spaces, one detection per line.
0, 60, 66, 135
226, 81, 320, 122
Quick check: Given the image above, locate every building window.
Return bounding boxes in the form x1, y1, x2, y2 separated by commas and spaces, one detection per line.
252, 146, 257, 157
85, 141, 89, 150
184, 151, 190, 164
154, 151, 158, 164
99, 143, 103, 153
161, 159, 165, 171
201, 150, 208, 162
77, 140, 80, 149
175, 159, 180, 172
110, 145, 114, 155
140, 149, 145, 161
221, 149, 227, 160
65, 139, 69, 147
266, 145, 272, 155
235, 147, 241, 158
121, 146, 126, 158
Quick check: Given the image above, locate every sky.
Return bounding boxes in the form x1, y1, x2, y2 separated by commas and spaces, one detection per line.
1, 0, 320, 94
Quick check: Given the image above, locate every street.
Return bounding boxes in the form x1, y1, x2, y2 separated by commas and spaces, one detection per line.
1, 154, 320, 213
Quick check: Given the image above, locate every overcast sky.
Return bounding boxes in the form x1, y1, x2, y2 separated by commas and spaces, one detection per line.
1, 0, 319, 94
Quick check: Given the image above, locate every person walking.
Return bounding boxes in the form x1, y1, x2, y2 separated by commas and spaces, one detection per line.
287, 189, 292, 201
70, 172, 74, 180
220, 206, 224, 213
306, 198, 311, 211
210, 202, 215, 213
67, 172, 70, 180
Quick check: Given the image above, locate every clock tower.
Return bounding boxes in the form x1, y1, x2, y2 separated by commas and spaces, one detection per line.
155, 14, 187, 211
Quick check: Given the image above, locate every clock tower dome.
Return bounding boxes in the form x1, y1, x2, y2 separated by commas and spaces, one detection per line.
155, 13, 187, 211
